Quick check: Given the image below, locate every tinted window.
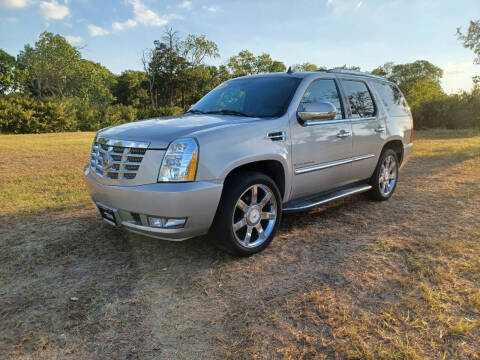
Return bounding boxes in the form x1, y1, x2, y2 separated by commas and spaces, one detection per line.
371, 81, 410, 116
190, 76, 302, 118
341, 80, 376, 118
299, 79, 344, 119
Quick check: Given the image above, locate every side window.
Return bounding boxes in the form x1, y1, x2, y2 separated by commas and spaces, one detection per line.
371, 81, 410, 116
299, 79, 344, 119
341, 80, 376, 118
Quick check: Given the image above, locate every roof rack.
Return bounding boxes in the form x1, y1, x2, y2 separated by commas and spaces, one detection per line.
326, 69, 385, 80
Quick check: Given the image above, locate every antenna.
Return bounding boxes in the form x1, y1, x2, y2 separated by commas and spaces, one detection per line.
287, 66, 293, 74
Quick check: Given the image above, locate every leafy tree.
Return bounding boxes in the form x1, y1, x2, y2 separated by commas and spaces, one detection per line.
292, 62, 326, 72
333, 65, 361, 71
227, 50, 286, 76
371, 62, 395, 77
144, 29, 220, 107
16, 32, 82, 99
372, 60, 444, 105
0, 50, 19, 94
71, 59, 116, 105
457, 20, 480, 64
181, 34, 219, 66
114, 70, 150, 107
406, 79, 445, 109
255, 53, 286, 73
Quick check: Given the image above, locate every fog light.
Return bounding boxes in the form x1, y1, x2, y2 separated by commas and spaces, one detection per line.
147, 216, 186, 229
148, 217, 166, 228
164, 218, 186, 229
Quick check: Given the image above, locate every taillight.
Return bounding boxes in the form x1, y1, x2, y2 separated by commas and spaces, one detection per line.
409, 114, 414, 143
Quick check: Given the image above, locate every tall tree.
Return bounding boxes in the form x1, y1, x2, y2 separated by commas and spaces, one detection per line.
71, 59, 116, 105
292, 62, 326, 72
372, 60, 443, 95
0, 49, 18, 95
457, 19, 480, 86
372, 61, 444, 105
227, 50, 286, 76
114, 70, 150, 107
457, 20, 480, 64
333, 65, 361, 71
16, 32, 82, 99
144, 29, 219, 108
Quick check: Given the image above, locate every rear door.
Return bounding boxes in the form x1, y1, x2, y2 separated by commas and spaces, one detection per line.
338, 78, 385, 182
290, 78, 353, 199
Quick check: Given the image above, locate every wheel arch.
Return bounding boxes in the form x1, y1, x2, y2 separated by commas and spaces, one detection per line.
382, 139, 404, 165
222, 159, 287, 201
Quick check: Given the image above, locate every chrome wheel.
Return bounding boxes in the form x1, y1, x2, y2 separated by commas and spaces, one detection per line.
232, 184, 278, 248
379, 154, 397, 196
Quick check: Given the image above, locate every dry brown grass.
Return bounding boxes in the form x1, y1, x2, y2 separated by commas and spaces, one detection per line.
0, 129, 479, 359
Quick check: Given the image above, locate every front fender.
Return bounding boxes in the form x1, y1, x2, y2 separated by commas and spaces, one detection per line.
194, 117, 294, 201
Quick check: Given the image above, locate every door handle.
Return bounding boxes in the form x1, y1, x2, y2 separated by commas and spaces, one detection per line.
336, 130, 351, 138
375, 126, 385, 133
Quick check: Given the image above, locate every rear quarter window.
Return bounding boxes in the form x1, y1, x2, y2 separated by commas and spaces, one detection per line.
371, 81, 410, 117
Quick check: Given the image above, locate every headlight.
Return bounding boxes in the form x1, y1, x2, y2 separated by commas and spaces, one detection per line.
158, 138, 199, 182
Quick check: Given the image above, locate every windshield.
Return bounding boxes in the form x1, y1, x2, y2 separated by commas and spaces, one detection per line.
188, 76, 302, 118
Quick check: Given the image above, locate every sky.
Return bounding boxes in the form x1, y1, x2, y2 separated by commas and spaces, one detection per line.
1, 0, 479, 93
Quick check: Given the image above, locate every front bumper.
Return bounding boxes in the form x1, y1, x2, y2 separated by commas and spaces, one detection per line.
84, 169, 223, 241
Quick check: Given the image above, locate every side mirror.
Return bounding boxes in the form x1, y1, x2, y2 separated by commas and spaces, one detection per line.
297, 101, 337, 124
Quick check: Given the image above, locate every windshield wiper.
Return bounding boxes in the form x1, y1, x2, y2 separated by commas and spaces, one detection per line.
205, 110, 253, 117
185, 109, 206, 115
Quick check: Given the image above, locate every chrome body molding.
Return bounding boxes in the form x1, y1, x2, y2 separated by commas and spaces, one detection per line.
301, 116, 377, 126
352, 153, 376, 162
295, 153, 376, 175
97, 137, 150, 149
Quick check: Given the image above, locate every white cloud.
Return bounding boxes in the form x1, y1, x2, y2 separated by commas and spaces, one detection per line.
442, 61, 480, 94
40, 0, 70, 20
326, 0, 364, 13
6, 16, 18, 22
178, 0, 191, 9
65, 35, 83, 44
128, 0, 168, 26
202, 5, 219, 12
90, 0, 178, 37
87, 24, 109, 36
0, 0, 29, 8
112, 18, 137, 31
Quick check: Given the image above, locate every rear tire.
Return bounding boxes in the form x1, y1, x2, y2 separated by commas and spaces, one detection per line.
209, 171, 282, 256
368, 148, 399, 201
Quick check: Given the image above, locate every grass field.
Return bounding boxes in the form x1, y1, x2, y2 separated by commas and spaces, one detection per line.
0, 129, 479, 359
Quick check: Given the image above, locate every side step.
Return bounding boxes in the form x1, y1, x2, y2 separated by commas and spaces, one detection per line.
283, 184, 372, 213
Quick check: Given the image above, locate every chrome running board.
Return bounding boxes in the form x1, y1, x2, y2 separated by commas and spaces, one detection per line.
283, 184, 372, 213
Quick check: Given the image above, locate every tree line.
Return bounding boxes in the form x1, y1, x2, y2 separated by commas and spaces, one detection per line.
0, 22, 479, 134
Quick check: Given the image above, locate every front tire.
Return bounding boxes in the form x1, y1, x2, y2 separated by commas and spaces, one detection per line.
368, 149, 399, 201
210, 171, 282, 256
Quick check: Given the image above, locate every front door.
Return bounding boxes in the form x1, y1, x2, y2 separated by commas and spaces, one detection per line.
290, 78, 353, 199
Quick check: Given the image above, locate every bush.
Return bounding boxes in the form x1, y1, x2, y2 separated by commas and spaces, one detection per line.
0, 95, 77, 133
136, 106, 184, 119
1, 89, 479, 134
412, 89, 480, 129
76, 103, 138, 131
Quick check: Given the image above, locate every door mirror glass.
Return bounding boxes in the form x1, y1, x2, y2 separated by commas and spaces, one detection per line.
297, 101, 337, 123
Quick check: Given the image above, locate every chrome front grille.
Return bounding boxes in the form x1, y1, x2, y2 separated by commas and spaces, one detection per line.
90, 137, 150, 180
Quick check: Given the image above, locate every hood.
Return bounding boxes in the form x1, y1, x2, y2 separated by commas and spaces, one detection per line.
98, 114, 258, 149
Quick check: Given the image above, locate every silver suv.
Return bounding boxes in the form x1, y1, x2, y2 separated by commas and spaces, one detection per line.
85, 69, 413, 255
